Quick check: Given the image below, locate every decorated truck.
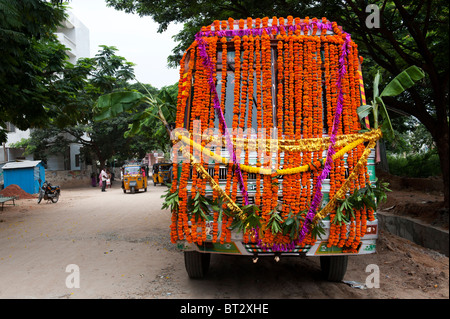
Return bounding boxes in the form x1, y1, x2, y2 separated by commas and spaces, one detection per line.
165, 16, 388, 281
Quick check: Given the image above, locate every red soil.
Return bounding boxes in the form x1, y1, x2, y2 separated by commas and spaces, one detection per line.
0, 184, 36, 199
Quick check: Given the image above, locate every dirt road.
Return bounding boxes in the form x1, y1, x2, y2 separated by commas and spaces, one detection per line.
0, 183, 448, 299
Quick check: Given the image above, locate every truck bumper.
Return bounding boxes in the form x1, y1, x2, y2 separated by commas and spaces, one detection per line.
176, 218, 378, 257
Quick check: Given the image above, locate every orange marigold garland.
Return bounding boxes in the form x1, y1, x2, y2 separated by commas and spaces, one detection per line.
254, 33, 263, 208
169, 17, 380, 253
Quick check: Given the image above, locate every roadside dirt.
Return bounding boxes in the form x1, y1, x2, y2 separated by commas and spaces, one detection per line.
376, 170, 448, 230
0, 182, 448, 299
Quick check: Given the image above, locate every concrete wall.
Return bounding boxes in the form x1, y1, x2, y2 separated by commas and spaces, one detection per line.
45, 169, 92, 188
44, 166, 124, 189
378, 211, 449, 257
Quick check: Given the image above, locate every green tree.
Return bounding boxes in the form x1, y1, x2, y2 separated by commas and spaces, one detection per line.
94, 83, 178, 155
0, 0, 68, 138
327, 1, 449, 208
49, 45, 136, 127
50, 45, 138, 164
16, 46, 154, 166
107, 0, 449, 208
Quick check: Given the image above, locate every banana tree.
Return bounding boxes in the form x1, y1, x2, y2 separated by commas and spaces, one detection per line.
94, 84, 177, 140
357, 65, 425, 140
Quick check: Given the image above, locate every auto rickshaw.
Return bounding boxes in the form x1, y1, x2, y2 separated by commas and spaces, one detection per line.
122, 164, 148, 193
152, 163, 172, 186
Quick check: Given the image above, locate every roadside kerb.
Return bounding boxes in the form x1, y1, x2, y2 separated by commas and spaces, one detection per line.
377, 210, 449, 257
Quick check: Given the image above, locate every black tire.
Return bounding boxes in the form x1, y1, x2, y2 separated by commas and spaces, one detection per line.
37, 192, 43, 204
123, 189, 126, 193
131, 186, 135, 194
320, 255, 348, 282
184, 251, 211, 279
51, 193, 59, 203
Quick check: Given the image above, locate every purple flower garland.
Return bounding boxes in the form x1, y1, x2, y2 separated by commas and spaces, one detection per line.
295, 32, 352, 245
195, 22, 352, 250
194, 34, 250, 206
198, 21, 333, 38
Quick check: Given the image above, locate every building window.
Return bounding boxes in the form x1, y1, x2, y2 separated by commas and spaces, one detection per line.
6, 122, 15, 132
75, 154, 80, 168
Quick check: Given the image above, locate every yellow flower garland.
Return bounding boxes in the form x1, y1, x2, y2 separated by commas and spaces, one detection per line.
175, 129, 381, 176
188, 153, 245, 218
313, 139, 377, 223
170, 16, 381, 248
182, 133, 379, 226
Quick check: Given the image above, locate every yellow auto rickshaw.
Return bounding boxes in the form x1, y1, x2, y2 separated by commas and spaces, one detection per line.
122, 164, 148, 193
152, 163, 172, 186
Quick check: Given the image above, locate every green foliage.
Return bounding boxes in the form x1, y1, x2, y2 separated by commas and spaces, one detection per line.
161, 186, 179, 212
0, 0, 68, 138
49, 45, 136, 128
282, 209, 303, 239
266, 207, 283, 234
88, 45, 136, 93
94, 82, 178, 154
333, 179, 391, 226
161, 189, 328, 242
187, 192, 213, 222
387, 151, 442, 178
357, 66, 425, 140
15, 45, 154, 165
387, 116, 435, 155
8, 138, 33, 153
95, 91, 145, 121
209, 196, 229, 224
379, 66, 426, 98
309, 219, 326, 241
263, 205, 327, 241
230, 204, 261, 233
8, 128, 74, 165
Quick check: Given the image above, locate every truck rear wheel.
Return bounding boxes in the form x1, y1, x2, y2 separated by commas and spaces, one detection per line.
184, 251, 210, 279
320, 255, 348, 282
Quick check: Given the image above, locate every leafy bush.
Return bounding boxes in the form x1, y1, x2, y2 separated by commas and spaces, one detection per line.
387, 151, 442, 178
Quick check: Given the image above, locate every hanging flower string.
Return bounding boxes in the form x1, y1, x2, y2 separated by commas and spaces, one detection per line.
296, 32, 352, 244
170, 17, 382, 251
193, 19, 337, 207
194, 33, 250, 206
195, 20, 352, 248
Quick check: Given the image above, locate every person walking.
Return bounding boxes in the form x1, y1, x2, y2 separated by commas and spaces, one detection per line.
100, 167, 108, 192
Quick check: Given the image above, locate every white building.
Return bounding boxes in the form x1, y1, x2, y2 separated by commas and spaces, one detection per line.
55, 10, 90, 65
1, 11, 90, 171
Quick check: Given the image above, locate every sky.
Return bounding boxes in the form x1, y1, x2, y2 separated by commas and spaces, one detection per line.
68, 0, 183, 89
